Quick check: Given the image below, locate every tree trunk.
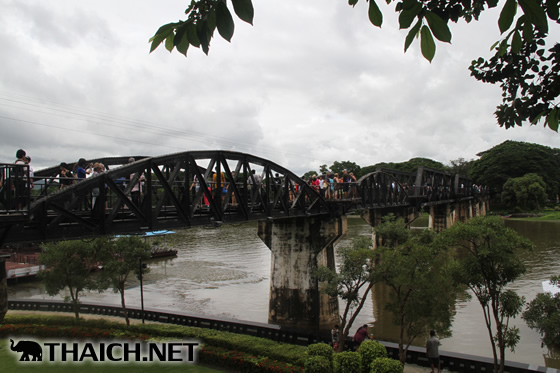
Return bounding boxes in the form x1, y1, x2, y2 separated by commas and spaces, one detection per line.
120, 286, 129, 326
70, 289, 80, 319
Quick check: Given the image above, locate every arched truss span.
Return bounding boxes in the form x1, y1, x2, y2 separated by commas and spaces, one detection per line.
7, 151, 330, 243
0, 152, 487, 244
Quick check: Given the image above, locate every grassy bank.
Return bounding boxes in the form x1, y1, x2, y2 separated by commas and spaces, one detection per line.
507, 210, 560, 221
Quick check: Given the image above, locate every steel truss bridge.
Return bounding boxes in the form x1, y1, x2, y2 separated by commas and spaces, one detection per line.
0, 151, 485, 245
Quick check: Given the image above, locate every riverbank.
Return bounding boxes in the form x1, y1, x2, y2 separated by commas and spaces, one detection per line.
493, 209, 560, 221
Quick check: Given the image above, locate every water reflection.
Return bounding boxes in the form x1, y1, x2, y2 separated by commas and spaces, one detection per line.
7, 217, 560, 367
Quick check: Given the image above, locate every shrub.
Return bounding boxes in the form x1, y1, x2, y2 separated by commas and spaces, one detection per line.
333, 351, 361, 373
358, 340, 387, 373
306, 342, 333, 360
370, 357, 403, 373
304, 355, 332, 373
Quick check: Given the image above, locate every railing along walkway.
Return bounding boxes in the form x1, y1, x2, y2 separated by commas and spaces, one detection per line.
7, 299, 552, 373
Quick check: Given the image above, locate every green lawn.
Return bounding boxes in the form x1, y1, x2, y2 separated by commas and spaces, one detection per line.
0, 339, 225, 373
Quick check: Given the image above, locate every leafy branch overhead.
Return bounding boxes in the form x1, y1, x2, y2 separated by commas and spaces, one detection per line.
149, 0, 559, 131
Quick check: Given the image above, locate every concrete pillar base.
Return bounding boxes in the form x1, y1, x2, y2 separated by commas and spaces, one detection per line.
258, 215, 346, 333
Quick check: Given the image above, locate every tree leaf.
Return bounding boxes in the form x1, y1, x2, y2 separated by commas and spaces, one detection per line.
404, 19, 422, 52
499, 0, 518, 34
198, 21, 210, 55
149, 23, 177, 53
368, 0, 383, 27
216, 1, 235, 42
511, 30, 522, 53
498, 39, 509, 56
187, 22, 200, 48
546, 0, 559, 20
547, 108, 559, 132
522, 19, 534, 43
174, 24, 190, 56
164, 33, 175, 52
425, 11, 452, 43
232, 0, 254, 25
518, 0, 549, 32
420, 25, 436, 62
399, 2, 422, 29
349, 0, 359, 6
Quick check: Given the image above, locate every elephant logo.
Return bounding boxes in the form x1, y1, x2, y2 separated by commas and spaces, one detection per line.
9, 339, 43, 361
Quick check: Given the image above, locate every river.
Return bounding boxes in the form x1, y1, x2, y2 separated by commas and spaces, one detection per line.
7, 216, 560, 368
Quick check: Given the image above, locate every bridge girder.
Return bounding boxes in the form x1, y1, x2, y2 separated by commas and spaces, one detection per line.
0, 152, 486, 245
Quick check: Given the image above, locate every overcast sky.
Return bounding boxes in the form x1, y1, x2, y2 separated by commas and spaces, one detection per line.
0, 0, 558, 175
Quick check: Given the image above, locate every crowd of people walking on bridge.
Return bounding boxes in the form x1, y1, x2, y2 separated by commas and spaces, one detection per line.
301, 170, 359, 200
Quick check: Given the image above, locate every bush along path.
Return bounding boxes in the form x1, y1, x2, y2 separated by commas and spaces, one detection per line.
0, 314, 407, 372
0, 314, 305, 372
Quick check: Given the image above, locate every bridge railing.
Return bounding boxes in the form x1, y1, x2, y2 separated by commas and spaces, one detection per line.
0, 163, 31, 219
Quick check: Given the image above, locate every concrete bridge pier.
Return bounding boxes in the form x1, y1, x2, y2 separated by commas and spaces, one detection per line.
428, 204, 454, 232
257, 215, 347, 333
429, 198, 490, 232
360, 206, 420, 248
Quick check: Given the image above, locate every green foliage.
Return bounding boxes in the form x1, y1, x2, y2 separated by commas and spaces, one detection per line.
357, 340, 387, 373
447, 157, 474, 177
469, 140, 560, 199
38, 239, 106, 319
502, 173, 548, 211
314, 236, 375, 351
440, 216, 533, 373
98, 236, 152, 326
306, 343, 333, 361
329, 161, 361, 177
3, 314, 308, 368
363, 158, 446, 176
370, 357, 403, 373
523, 275, 560, 347
149, 0, 254, 56
302, 170, 318, 180
333, 351, 362, 373
373, 216, 457, 363
304, 355, 332, 373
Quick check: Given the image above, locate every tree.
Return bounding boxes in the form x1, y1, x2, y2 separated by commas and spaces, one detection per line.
522, 275, 560, 348
99, 236, 152, 326
39, 239, 105, 319
329, 161, 361, 177
469, 140, 560, 199
302, 170, 318, 180
314, 236, 377, 352
373, 216, 457, 364
149, 1, 559, 131
439, 216, 534, 373
501, 173, 547, 210
361, 157, 446, 176
447, 157, 474, 177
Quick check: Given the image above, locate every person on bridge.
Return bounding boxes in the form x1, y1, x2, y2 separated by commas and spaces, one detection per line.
128, 157, 145, 206
247, 170, 261, 203
14, 149, 27, 210
58, 163, 74, 189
